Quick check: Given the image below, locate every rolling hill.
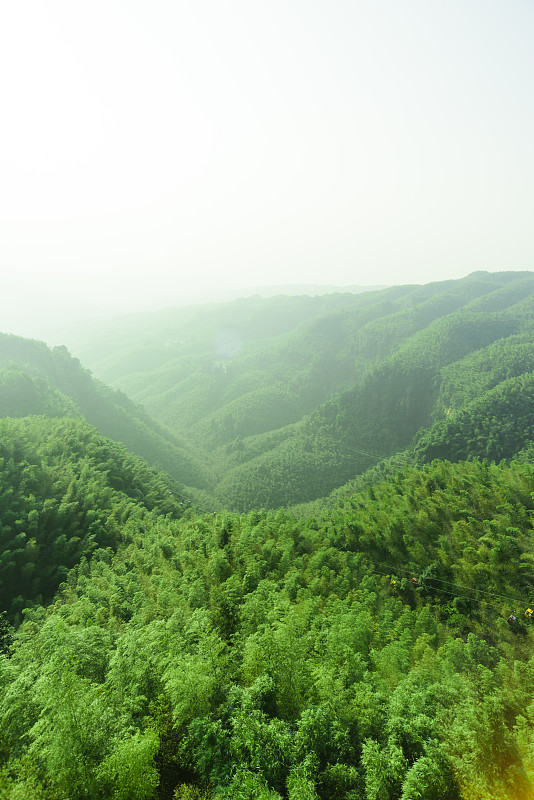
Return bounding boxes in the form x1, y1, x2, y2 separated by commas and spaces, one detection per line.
54, 270, 534, 510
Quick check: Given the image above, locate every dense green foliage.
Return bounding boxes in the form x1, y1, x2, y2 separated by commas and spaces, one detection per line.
59, 271, 534, 510
212, 297, 533, 510
1, 457, 534, 799
0, 333, 210, 490
0, 416, 185, 618
2, 273, 534, 798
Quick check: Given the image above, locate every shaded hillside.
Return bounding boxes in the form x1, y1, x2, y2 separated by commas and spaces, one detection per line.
1, 457, 534, 799
212, 294, 534, 510
0, 416, 186, 617
303, 322, 534, 514
0, 333, 210, 490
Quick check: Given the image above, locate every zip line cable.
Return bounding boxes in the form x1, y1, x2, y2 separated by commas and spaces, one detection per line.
370, 563, 494, 608
361, 555, 529, 605
361, 555, 534, 614
195, 490, 534, 614
331, 439, 421, 468
184, 503, 534, 618
306, 452, 534, 614
179, 441, 534, 619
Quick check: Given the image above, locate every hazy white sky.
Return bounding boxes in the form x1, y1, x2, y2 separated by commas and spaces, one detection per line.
1, 0, 533, 332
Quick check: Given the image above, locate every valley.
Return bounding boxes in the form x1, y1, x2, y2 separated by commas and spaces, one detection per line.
1, 273, 534, 799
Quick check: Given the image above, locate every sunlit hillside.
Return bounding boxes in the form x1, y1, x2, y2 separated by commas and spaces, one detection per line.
1, 431, 534, 799
58, 271, 534, 510
2, 273, 534, 799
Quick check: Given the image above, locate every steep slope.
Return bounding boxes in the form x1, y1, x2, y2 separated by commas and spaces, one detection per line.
0, 333, 211, 490
0, 415, 186, 617
214, 302, 532, 509
300, 320, 534, 513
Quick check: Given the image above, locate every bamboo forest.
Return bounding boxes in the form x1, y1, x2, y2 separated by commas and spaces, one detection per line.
1, 271, 534, 799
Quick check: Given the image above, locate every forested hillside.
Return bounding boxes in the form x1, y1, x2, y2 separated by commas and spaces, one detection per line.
58, 271, 534, 510
0, 416, 185, 617
1, 455, 534, 799
2, 273, 534, 798
0, 333, 210, 491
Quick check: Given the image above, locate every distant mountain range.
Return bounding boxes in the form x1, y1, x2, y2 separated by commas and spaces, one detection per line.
23, 283, 387, 346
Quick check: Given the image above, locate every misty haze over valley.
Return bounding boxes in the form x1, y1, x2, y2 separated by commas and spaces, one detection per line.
1, 1, 534, 798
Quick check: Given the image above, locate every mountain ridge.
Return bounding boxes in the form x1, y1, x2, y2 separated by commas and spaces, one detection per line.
46, 270, 534, 510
